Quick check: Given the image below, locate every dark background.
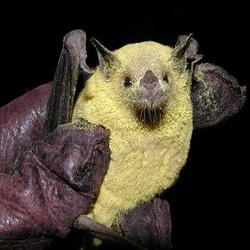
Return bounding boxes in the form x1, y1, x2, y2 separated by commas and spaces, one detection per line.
1, 1, 249, 249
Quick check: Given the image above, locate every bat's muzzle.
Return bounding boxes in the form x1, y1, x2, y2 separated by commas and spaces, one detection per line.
138, 70, 165, 107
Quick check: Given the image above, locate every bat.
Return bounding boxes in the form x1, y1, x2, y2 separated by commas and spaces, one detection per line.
0, 30, 246, 250
72, 32, 246, 249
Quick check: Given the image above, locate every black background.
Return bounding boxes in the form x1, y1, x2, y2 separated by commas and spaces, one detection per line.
1, 1, 249, 249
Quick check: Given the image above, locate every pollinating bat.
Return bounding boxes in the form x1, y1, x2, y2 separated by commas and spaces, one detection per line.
0, 30, 246, 250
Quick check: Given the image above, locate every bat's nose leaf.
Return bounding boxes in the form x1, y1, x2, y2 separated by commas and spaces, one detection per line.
140, 70, 159, 90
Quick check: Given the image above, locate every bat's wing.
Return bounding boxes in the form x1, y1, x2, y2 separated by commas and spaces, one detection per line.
192, 63, 246, 128
176, 35, 246, 129
118, 197, 172, 250
0, 30, 111, 249
43, 30, 93, 134
0, 30, 93, 174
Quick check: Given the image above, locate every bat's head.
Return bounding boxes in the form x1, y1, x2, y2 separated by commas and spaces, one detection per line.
74, 33, 246, 131
78, 36, 194, 128
109, 41, 175, 125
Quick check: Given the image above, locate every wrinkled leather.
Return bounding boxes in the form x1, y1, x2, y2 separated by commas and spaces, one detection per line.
0, 124, 110, 249
0, 85, 110, 249
0, 83, 51, 174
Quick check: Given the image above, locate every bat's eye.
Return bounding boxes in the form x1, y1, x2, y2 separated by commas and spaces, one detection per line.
123, 77, 133, 87
163, 74, 169, 83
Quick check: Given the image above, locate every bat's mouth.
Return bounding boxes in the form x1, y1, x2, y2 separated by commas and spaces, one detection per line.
129, 94, 166, 126
136, 106, 165, 125
133, 88, 167, 126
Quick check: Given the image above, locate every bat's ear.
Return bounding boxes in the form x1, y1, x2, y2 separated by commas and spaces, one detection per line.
175, 34, 203, 62
90, 38, 121, 79
173, 34, 194, 58
192, 63, 246, 128
172, 34, 203, 72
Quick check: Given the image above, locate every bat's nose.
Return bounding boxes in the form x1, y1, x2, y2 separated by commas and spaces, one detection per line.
140, 70, 159, 90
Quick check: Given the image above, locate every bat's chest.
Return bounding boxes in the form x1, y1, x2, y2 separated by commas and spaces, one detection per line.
109, 132, 168, 180
88, 129, 188, 227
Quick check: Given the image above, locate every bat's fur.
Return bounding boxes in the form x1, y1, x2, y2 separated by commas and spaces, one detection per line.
73, 41, 193, 228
